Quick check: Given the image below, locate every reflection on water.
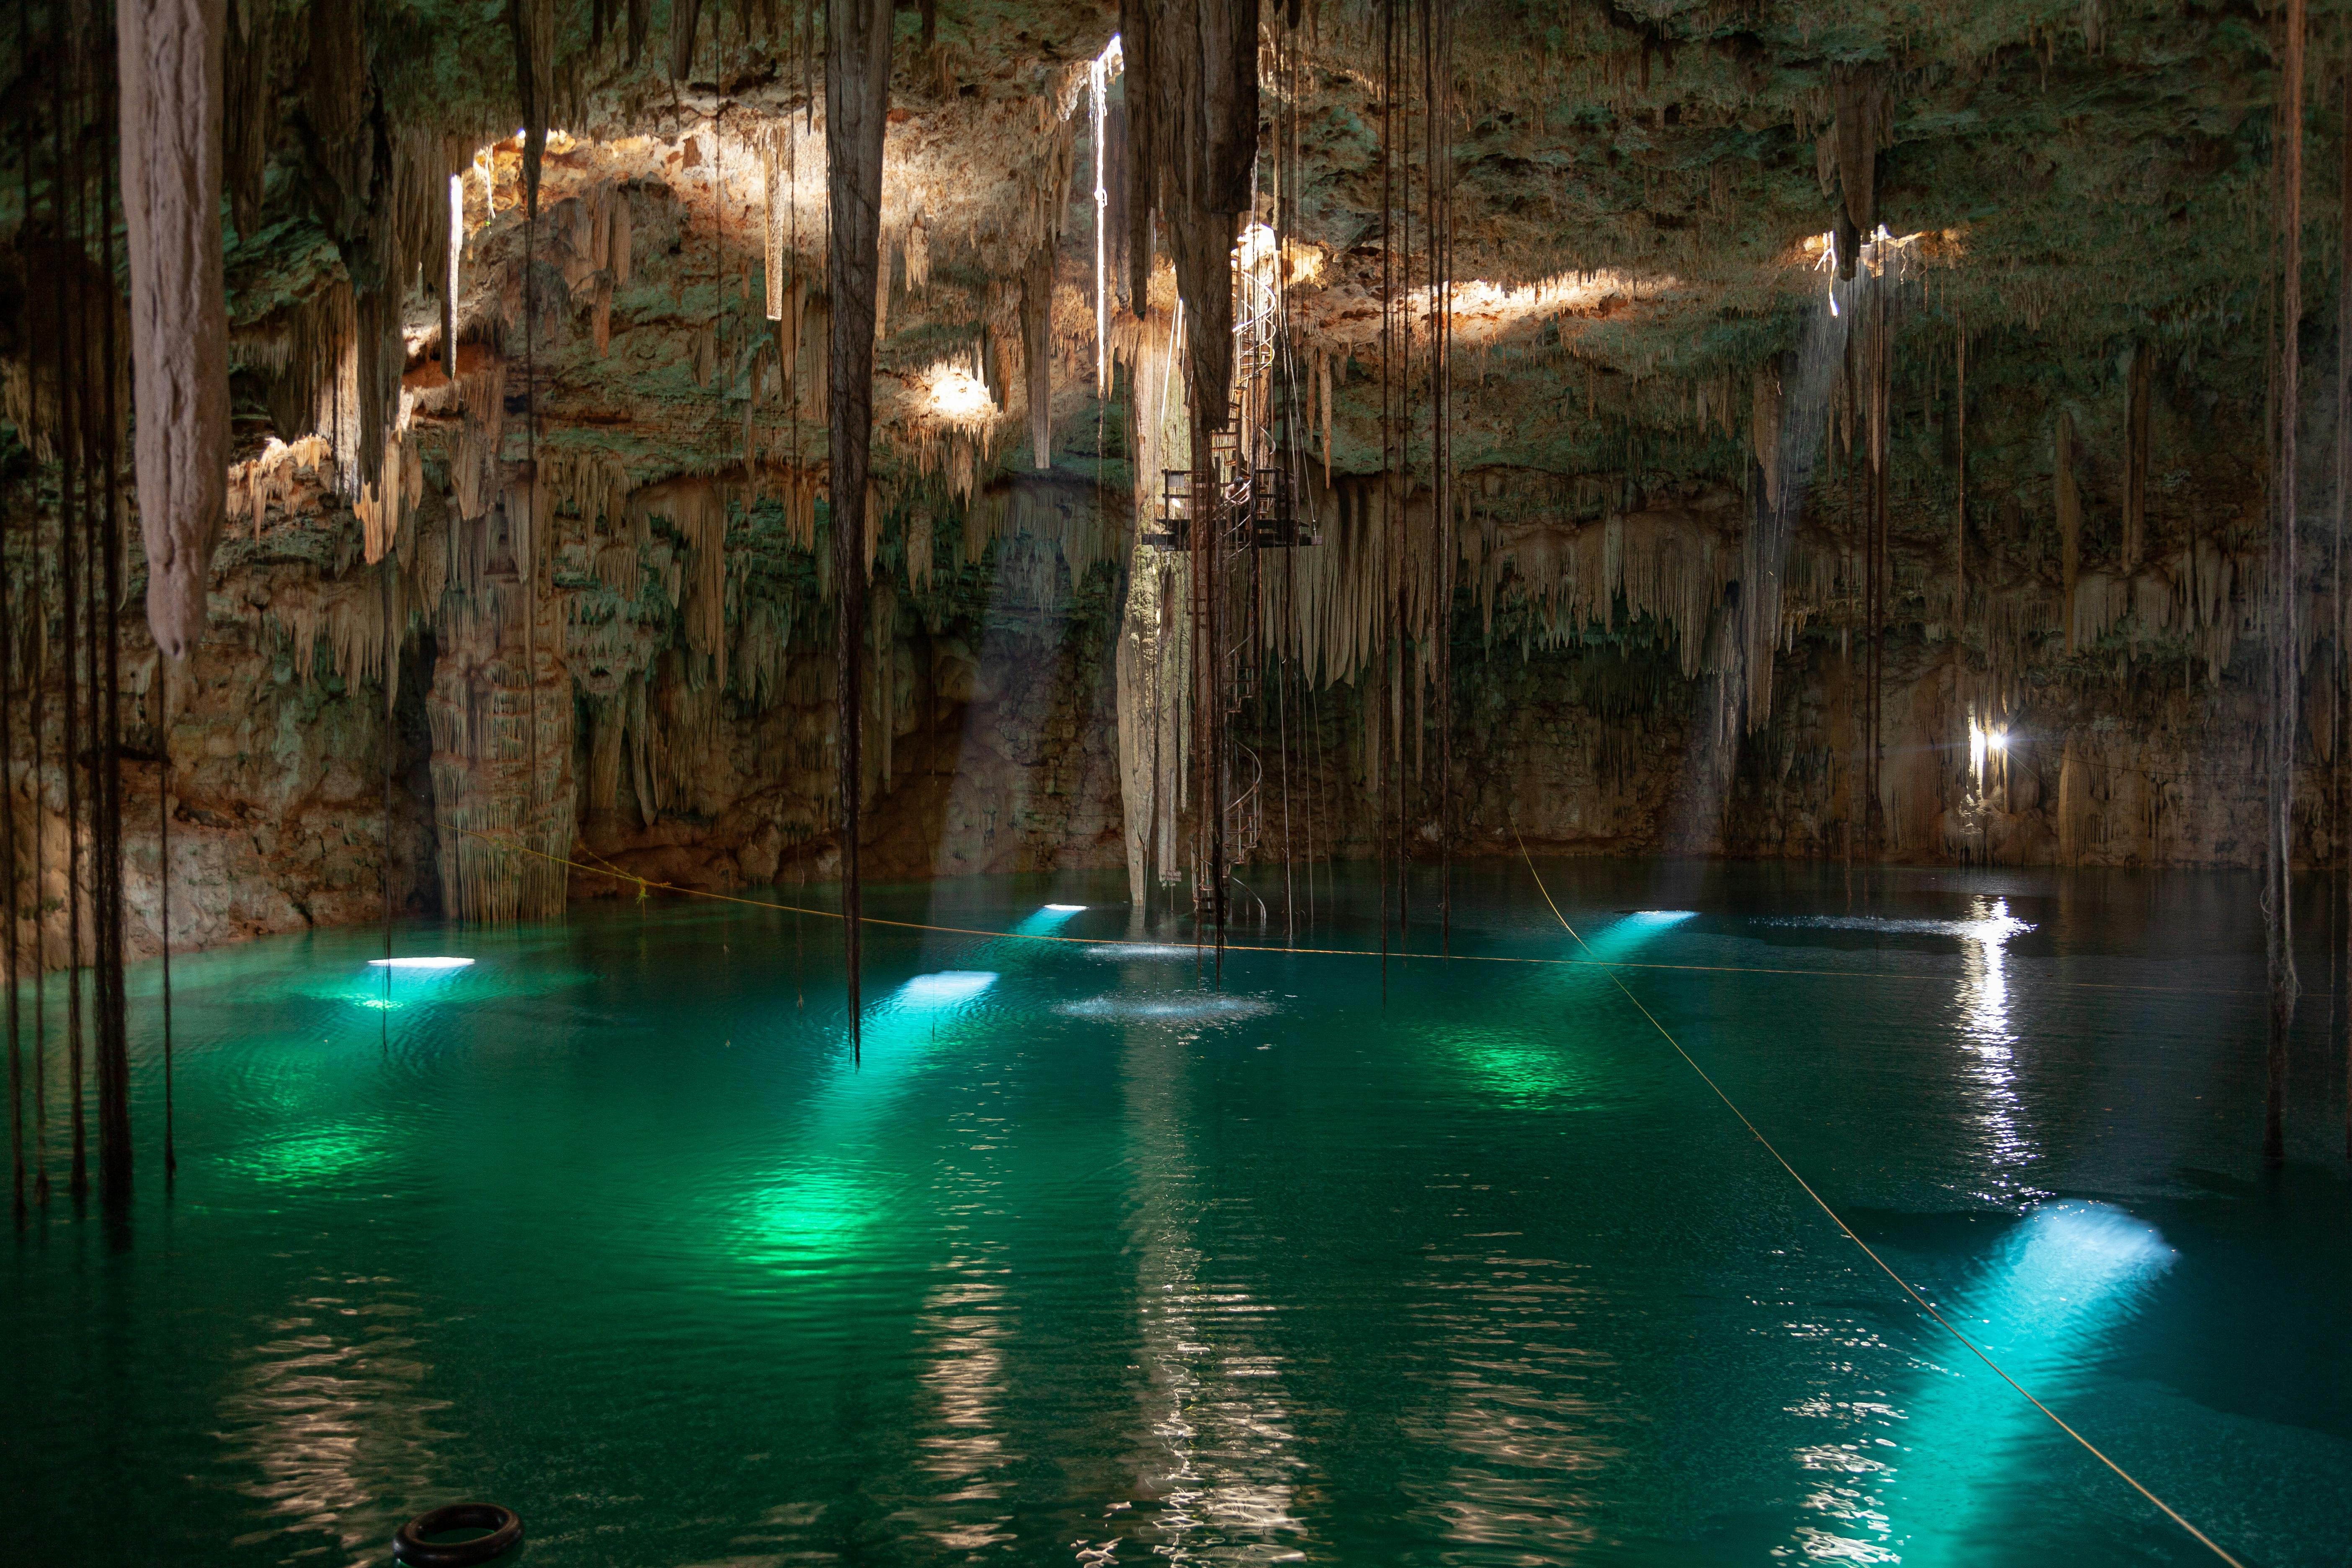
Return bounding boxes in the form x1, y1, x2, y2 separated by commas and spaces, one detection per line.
218, 1279, 449, 1564
1761, 912, 2036, 942
1957, 896, 2042, 1206
1399, 1240, 1617, 1557
7, 862, 2351, 1567
1060, 992, 1275, 1022
903, 1088, 1019, 1555
1114, 1021, 1310, 1563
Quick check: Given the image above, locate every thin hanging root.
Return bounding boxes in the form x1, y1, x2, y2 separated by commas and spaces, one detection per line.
2264, 0, 2306, 1166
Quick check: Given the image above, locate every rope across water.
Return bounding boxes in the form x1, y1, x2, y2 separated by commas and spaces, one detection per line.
1508, 827, 2246, 1568
432, 820, 2302, 1001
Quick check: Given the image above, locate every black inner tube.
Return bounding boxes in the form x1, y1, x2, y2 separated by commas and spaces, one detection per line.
393, 1503, 523, 1567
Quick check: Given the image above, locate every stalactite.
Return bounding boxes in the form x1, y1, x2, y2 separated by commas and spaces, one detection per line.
1122, 0, 1258, 436
1823, 64, 1889, 278
221, 0, 272, 239
2124, 342, 2150, 573
1088, 42, 1115, 387
355, 426, 418, 564
1021, 246, 1054, 469
511, 0, 554, 216
444, 174, 463, 380
1750, 363, 1782, 514
609, 180, 633, 286
1120, 0, 1155, 309
670, 0, 703, 82
830, 0, 895, 1057
764, 123, 785, 320
2057, 409, 2081, 654
120, 0, 230, 662
905, 215, 928, 295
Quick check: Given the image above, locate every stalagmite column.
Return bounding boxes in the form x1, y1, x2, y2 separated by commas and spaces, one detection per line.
119, 0, 231, 660
829, 0, 894, 1055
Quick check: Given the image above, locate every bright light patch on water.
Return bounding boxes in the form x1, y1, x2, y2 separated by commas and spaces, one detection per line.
367, 956, 475, 969
896, 971, 998, 1008
232, 1125, 389, 1185
1577, 910, 1703, 964
1083, 943, 1196, 960
1046, 903, 1086, 912
1058, 993, 1273, 1021
1438, 1029, 1596, 1107
1765, 913, 2035, 941
735, 1168, 877, 1275
1865, 1201, 2174, 1559
1983, 1201, 2176, 1336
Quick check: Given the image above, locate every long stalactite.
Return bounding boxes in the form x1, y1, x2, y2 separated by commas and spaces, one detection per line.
828, 0, 894, 1057
117, 0, 229, 661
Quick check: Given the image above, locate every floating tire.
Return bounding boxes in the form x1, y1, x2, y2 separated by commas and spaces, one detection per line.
392, 1503, 523, 1566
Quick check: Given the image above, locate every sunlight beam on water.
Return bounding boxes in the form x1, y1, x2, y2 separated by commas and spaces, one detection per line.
894, 970, 999, 1009
732, 971, 1005, 1274
1435, 909, 1697, 1110
1798, 1202, 2177, 1564
1574, 909, 1697, 965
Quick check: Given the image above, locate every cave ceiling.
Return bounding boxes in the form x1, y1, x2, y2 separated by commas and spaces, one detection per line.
205, 0, 2308, 510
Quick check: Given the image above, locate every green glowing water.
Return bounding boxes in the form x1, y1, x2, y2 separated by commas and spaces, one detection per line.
5, 861, 2350, 1566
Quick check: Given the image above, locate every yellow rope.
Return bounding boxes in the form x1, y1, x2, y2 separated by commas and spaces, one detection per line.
433, 822, 2300, 1001
1509, 828, 2246, 1568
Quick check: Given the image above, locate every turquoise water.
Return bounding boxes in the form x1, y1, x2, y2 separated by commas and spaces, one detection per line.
5, 860, 2351, 1567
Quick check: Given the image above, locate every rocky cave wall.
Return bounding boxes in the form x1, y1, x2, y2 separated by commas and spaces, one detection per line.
7, 0, 2348, 968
